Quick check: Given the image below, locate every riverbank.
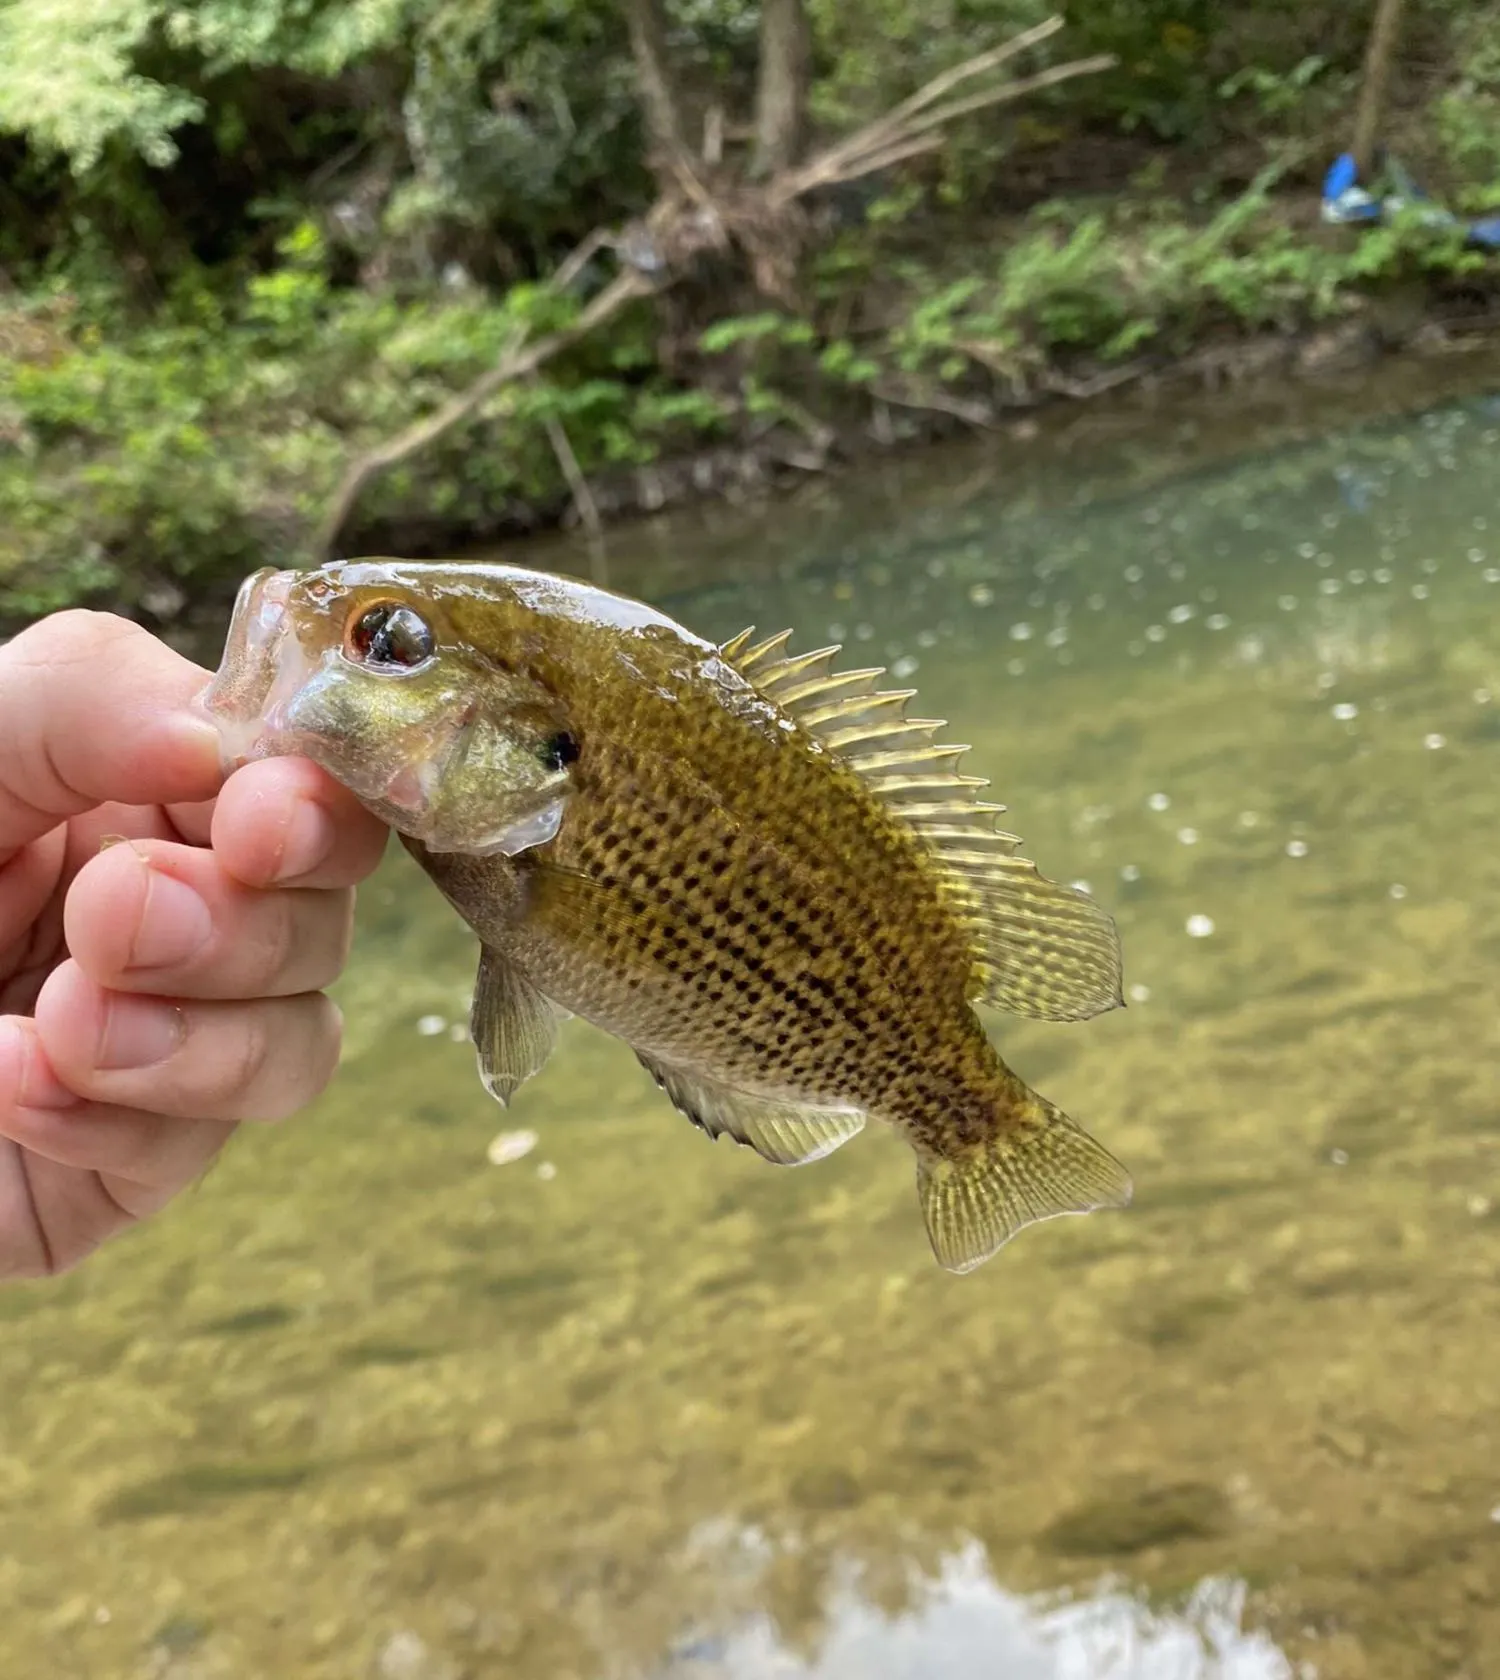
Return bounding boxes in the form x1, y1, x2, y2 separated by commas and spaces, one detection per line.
6, 194, 1500, 648
4, 0, 1500, 635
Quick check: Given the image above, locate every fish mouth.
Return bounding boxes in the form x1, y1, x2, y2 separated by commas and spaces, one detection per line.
197, 566, 305, 771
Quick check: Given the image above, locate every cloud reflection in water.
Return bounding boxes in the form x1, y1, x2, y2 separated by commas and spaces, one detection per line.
659, 1539, 1295, 1680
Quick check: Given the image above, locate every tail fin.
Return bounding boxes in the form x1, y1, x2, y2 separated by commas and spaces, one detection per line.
916, 1085, 1131, 1275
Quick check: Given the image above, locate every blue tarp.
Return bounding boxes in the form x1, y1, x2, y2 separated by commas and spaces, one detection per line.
1322, 151, 1500, 249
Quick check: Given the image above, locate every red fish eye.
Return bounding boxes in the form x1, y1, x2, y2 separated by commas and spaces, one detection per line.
347, 602, 434, 669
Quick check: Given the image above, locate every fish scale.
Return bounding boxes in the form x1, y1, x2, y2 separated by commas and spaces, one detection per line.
203, 559, 1134, 1273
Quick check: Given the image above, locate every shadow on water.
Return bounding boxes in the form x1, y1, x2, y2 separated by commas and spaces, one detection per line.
5, 365, 1500, 1679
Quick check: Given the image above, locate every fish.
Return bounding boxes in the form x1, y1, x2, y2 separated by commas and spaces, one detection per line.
201, 559, 1131, 1273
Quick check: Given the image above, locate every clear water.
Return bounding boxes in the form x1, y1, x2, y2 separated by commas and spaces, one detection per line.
5, 381, 1500, 1680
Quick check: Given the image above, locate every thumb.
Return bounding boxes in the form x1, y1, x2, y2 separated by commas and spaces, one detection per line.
0, 611, 223, 855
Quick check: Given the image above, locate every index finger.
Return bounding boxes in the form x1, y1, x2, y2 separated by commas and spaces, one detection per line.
0, 612, 222, 855
208, 757, 389, 890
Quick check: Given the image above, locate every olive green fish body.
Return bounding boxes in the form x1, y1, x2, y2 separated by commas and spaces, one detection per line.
410, 611, 1002, 1139
203, 560, 1132, 1273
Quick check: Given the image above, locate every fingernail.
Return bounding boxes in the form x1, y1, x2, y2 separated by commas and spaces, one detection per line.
168, 709, 226, 764
0, 1017, 75, 1110
156, 710, 230, 792
276, 801, 335, 881
0, 1017, 29, 1104
98, 995, 186, 1070
128, 864, 214, 971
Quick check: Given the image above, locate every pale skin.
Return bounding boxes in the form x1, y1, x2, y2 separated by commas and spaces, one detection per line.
0, 610, 388, 1280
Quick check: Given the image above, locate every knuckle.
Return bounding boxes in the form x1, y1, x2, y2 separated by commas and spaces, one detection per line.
202, 1007, 272, 1116
244, 890, 351, 995
16, 609, 135, 671
249, 996, 341, 1123
246, 891, 299, 991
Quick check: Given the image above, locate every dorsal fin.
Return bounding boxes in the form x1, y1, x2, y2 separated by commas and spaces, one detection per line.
718, 627, 1123, 1024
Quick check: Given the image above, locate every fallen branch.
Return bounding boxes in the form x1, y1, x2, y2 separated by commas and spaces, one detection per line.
774, 53, 1116, 203
1041, 362, 1146, 400
870, 380, 997, 429
551, 227, 612, 293
541, 404, 603, 537
318, 269, 650, 555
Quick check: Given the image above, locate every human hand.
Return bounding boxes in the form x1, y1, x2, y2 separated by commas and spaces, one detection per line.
0, 609, 388, 1279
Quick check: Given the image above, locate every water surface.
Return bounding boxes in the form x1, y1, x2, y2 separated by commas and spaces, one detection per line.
5, 381, 1500, 1680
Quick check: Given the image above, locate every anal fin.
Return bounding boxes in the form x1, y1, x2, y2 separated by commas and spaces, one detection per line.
916, 1085, 1131, 1274
471, 946, 561, 1106
637, 1054, 865, 1166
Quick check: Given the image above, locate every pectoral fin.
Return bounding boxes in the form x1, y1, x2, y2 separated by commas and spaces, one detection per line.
637, 1054, 865, 1166
471, 946, 561, 1106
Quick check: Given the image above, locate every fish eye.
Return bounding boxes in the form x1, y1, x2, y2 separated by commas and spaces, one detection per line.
347, 601, 435, 671
540, 731, 580, 772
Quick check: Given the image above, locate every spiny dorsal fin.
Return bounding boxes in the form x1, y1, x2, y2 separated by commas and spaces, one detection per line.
717, 627, 1123, 1024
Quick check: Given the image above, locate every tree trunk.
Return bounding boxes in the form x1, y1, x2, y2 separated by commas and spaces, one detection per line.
751, 0, 811, 177
1351, 0, 1408, 175
624, 0, 687, 168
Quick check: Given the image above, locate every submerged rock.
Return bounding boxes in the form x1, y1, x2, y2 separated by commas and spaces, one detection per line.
1041, 1480, 1231, 1557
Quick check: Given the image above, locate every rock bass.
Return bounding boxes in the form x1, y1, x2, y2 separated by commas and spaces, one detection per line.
202, 560, 1132, 1272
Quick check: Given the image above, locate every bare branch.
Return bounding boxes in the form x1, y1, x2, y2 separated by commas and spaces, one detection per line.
900, 57, 1121, 141
877, 15, 1065, 127
318, 270, 651, 555
871, 381, 996, 428
541, 405, 603, 537
703, 104, 725, 165
552, 228, 611, 293
793, 15, 1063, 188
772, 38, 1115, 205
804, 135, 944, 190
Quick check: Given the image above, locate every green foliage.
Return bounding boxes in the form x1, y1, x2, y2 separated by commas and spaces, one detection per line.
391, 0, 645, 255
699, 312, 816, 353
1062, 0, 1220, 142
1434, 17, 1500, 205
1218, 55, 1329, 119
0, 0, 419, 169
876, 178, 1489, 388
0, 0, 203, 169
2, 0, 1500, 624
808, 0, 1054, 129
0, 242, 724, 618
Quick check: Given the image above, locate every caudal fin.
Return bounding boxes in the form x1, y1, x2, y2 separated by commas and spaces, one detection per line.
916, 1087, 1131, 1275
